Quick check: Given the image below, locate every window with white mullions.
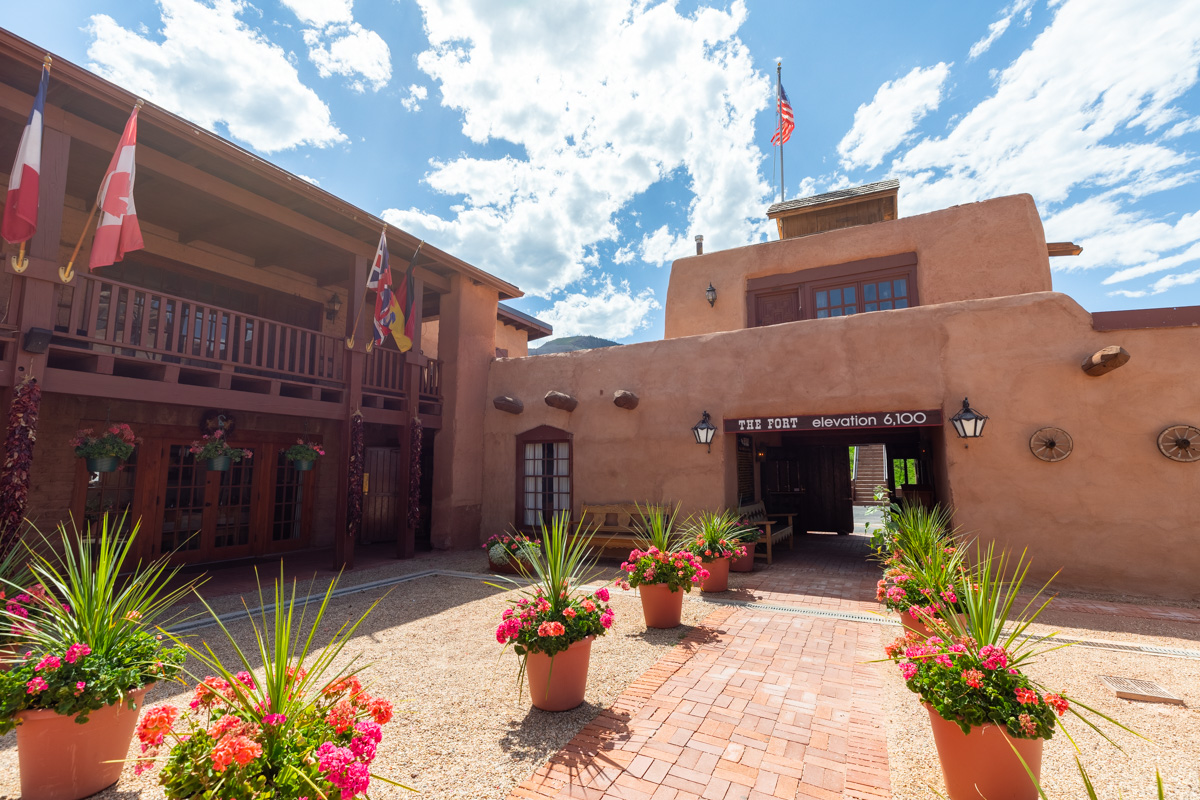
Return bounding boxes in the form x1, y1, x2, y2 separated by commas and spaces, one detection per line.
516, 426, 573, 528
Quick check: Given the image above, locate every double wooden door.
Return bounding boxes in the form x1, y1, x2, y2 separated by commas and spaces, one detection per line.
762, 443, 854, 534
157, 441, 259, 562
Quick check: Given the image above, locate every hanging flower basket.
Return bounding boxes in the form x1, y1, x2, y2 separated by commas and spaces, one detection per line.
189, 430, 251, 472
85, 456, 120, 474
284, 439, 324, 473
72, 424, 138, 474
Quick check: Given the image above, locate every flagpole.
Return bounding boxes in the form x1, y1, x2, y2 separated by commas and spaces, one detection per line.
9, 55, 52, 275
59, 98, 143, 284
777, 60, 785, 202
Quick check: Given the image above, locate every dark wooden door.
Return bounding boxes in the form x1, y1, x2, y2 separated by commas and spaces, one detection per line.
754, 290, 800, 326
796, 445, 854, 534
157, 442, 257, 563
362, 447, 404, 544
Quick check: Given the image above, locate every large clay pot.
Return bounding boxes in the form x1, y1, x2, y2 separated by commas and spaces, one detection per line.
16, 684, 153, 800
638, 583, 684, 628
730, 550, 755, 573
701, 557, 730, 592
901, 610, 966, 639
525, 636, 594, 711
487, 556, 521, 575
924, 704, 1043, 800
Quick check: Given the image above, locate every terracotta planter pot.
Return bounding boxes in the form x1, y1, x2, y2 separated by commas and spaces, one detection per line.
924, 704, 1043, 800
487, 556, 521, 575
900, 610, 966, 639
730, 550, 754, 572
701, 557, 730, 592
638, 583, 684, 628
16, 684, 153, 800
525, 636, 594, 711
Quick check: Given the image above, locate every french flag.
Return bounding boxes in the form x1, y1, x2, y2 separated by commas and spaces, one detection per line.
89, 105, 144, 269
1, 63, 49, 245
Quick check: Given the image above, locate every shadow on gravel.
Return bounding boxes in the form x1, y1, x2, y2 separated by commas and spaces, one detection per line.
500, 704, 635, 787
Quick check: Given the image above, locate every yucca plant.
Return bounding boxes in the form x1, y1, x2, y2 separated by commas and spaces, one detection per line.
493, 512, 615, 689
139, 568, 411, 799
633, 502, 684, 553
0, 513, 196, 730
891, 502, 957, 569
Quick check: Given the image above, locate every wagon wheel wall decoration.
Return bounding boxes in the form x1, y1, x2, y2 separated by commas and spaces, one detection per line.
1029, 427, 1073, 462
1157, 424, 1200, 463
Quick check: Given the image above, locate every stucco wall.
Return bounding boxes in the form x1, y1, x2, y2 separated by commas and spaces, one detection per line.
665, 193, 1052, 339
496, 322, 530, 358
483, 292, 1200, 600
421, 320, 440, 359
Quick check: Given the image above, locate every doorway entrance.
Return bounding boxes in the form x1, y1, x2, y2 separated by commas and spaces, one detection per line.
756, 427, 937, 535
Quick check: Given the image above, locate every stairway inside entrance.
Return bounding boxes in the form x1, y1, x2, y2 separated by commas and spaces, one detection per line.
853, 444, 888, 504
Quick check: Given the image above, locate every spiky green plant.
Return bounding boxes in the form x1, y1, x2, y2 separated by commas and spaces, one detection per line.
3, 512, 198, 664
892, 502, 957, 570
634, 502, 684, 553
153, 567, 412, 798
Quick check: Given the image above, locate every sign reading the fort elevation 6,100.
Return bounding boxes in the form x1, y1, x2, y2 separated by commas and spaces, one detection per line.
722, 409, 943, 433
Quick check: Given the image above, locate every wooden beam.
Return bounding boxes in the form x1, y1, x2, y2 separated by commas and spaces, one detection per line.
1081, 345, 1130, 376
545, 391, 578, 412
1048, 242, 1083, 257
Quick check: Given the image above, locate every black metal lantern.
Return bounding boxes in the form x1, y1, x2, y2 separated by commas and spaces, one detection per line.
705, 283, 717, 307
692, 410, 717, 452
325, 293, 343, 321
950, 397, 988, 439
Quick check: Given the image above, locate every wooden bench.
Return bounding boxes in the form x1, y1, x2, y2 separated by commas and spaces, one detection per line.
736, 501, 795, 564
578, 503, 671, 556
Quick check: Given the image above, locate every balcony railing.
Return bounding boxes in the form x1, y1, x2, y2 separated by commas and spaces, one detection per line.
44, 273, 445, 415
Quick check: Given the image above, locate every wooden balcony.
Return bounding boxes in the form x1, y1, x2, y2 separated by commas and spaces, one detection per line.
35, 273, 441, 423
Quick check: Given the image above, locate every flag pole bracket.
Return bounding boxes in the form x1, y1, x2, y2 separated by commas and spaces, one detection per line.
9, 242, 28, 273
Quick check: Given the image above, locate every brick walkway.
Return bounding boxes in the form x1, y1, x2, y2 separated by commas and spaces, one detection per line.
508, 535, 893, 800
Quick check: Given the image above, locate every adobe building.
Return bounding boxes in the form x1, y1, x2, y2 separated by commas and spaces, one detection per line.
0, 29, 547, 568
481, 181, 1200, 601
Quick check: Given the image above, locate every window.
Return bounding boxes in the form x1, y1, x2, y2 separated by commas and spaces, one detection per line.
516, 426, 572, 527
746, 252, 918, 326
271, 449, 307, 542
83, 449, 138, 533
814, 275, 910, 318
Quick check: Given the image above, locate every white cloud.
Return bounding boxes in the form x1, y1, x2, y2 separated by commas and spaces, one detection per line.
400, 84, 429, 112
385, 0, 772, 297
295, 173, 320, 185
639, 224, 690, 266
836, 63, 951, 171
278, 0, 352, 27
87, 0, 345, 152
279, 0, 391, 93
536, 277, 660, 339
612, 245, 635, 264
968, 0, 1035, 60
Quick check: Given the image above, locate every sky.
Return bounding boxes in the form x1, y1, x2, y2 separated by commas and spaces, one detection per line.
4, 0, 1200, 343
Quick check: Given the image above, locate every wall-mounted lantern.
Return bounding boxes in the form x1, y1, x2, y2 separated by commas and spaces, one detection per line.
950, 397, 988, 439
325, 293, 343, 321
705, 283, 717, 307
692, 410, 717, 453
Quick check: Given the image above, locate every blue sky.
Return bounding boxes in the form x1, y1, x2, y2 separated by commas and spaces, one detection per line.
5, 0, 1200, 342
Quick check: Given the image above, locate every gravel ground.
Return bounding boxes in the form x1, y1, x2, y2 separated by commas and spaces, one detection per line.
879, 628, 1200, 799
0, 573, 711, 800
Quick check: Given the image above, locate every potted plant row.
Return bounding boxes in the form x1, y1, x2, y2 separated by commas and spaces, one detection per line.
0, 514, 196, 800
493, 513, 615, 712
189, 429, 253, 471
71, 424, 138, 473
483, 530, 542, 575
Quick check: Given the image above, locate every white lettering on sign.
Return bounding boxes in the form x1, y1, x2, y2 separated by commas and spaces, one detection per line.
723, 409, 941, 433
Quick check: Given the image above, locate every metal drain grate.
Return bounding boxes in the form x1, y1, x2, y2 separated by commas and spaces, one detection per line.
1100, 675, 1185, 705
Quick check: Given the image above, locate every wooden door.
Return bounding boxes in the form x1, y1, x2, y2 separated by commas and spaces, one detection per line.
362, 447, 404, 544
157, 442, 257, 563
754, 290, 800, 327
796, 445, 854, 534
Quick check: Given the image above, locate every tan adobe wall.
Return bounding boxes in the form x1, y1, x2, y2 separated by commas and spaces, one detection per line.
483, 292, 1200, 601
495, 321, 530, 358
665, 194, 1052, 338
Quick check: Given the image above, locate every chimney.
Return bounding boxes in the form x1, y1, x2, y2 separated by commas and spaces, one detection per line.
695, 235, 704, 255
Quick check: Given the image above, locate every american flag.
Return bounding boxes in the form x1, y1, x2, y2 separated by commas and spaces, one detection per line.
771, 83, 794, 146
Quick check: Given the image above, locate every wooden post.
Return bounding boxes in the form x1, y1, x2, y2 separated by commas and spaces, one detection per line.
396, 276, 423, 559
335, 255, 368, 570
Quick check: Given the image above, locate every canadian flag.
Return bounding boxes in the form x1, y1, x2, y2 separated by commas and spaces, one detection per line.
1, 63, 49, 245
88, 106, 144, 269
